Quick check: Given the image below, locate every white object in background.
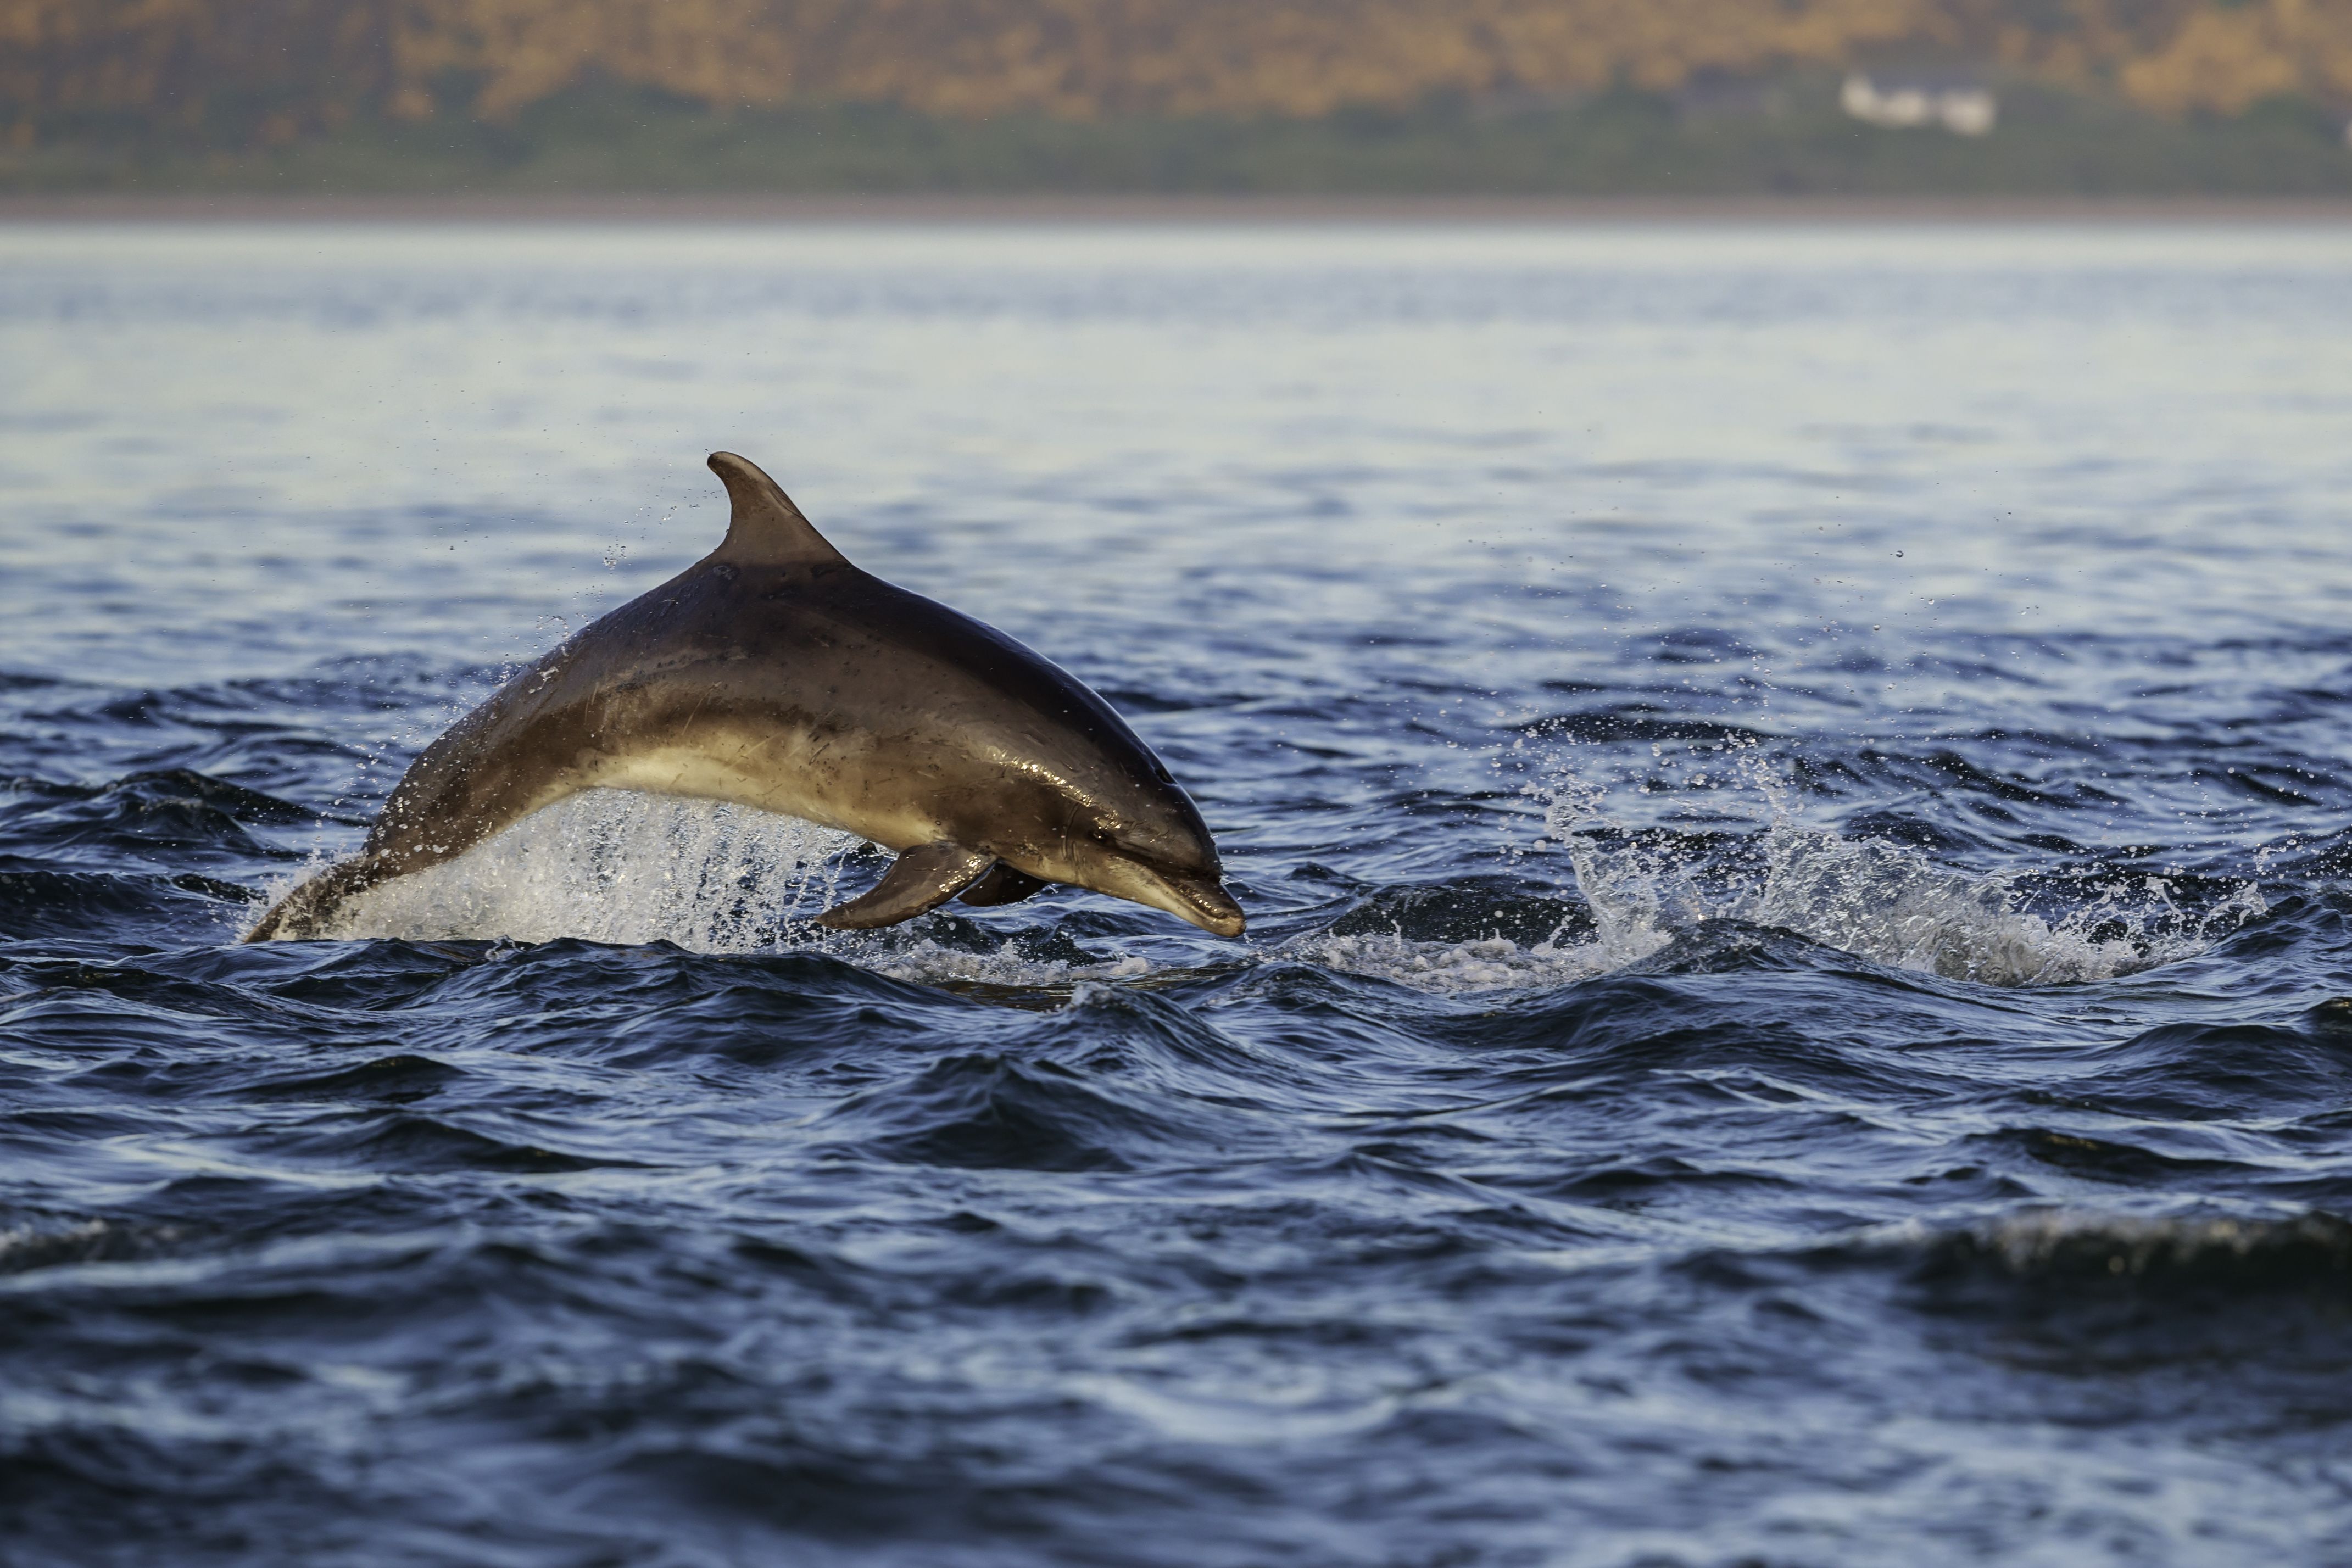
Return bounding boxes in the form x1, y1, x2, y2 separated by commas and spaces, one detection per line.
1842, 73, 1997, 136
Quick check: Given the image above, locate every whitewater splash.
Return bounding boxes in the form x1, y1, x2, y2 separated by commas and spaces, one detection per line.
280, 790, 856, 951
1301, 741, 2267, 995
268, 749, 2265, 997
263, 790, 1164, 987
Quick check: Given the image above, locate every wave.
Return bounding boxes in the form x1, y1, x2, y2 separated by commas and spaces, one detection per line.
1302, 742, 2268, 994
1898, 1211, 2352, 1361
1921, 1209, 2352, 1290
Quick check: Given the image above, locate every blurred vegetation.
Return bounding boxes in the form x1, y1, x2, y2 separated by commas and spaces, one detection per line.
3, 78, 2347, 197
3, 0, 2350, 195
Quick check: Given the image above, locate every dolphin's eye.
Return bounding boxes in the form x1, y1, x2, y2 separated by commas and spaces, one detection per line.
1152, 761, 1173, 783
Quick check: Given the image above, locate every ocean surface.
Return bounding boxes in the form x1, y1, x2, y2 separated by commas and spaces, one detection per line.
3, 218, 2351, 1566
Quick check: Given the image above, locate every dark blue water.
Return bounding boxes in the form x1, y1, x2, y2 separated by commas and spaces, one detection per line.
5, 221, 2352, 1565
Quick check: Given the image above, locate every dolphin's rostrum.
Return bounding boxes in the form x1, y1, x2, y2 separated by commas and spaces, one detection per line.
245, 453, 1244, 942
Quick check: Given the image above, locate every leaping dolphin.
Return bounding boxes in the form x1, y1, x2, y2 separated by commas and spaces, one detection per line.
244, 453, 1244, 942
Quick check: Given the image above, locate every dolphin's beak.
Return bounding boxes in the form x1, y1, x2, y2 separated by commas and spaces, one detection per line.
1143, 866, 1246, 939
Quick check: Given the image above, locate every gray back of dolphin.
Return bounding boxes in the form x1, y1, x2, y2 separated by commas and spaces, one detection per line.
246, 453, 1243, 942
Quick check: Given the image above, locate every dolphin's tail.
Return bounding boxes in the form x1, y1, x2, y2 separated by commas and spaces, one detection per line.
242, 855, 385, 943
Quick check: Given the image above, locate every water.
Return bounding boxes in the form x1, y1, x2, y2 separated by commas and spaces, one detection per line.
4, 219, 2352, 1565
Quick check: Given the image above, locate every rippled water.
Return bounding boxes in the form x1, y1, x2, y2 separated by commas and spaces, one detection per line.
5, 220, 2352, 1565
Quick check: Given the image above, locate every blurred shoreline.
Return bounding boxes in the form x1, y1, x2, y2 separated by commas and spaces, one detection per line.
4, 193, 2350, 224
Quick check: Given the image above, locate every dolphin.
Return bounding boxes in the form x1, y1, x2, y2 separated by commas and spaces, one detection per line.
244, 453, 1244, 942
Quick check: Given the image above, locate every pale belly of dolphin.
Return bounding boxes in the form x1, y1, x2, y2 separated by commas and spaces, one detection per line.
578, 732, 938, 855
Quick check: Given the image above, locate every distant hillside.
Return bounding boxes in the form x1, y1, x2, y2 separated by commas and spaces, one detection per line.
4, 1, 2350, 194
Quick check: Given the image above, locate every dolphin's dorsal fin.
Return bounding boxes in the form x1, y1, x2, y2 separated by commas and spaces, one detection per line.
707, 451, 849, 568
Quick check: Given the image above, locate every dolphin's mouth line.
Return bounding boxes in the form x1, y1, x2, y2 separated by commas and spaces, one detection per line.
1163, 874, 1230, 916
1124, 853, 1219, 898
1127, 857, 1245, 935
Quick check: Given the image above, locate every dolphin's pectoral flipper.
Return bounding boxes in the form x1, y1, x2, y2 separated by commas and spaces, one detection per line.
813, 842, 995, 930
958, 864, 1048, 907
